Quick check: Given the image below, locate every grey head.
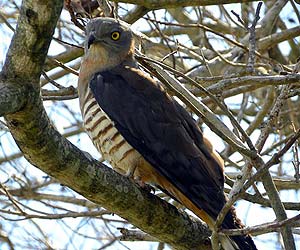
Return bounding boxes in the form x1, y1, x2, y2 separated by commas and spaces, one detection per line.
85, 17, 133, 56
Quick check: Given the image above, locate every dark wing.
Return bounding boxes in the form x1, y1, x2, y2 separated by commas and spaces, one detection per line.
90, 65, 225, 220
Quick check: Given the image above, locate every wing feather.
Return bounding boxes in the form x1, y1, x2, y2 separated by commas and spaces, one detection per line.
90, 66, 226, 220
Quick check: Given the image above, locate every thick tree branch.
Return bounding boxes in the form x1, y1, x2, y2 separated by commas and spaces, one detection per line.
1, 1, 63, 83
0, 82, 32, 116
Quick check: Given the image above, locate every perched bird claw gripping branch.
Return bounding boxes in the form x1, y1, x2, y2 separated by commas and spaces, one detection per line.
78, 17, 258, 250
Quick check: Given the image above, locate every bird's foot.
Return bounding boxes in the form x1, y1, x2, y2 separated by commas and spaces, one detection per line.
124, 165, 155, 193
134, 178, 155, 194
124, 165, 137, 179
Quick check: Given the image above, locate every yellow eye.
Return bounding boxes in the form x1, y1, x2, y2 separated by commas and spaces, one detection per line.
111, 31, 120, 41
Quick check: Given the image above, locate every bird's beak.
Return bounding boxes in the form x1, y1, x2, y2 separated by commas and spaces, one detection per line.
87, 33, 96, 49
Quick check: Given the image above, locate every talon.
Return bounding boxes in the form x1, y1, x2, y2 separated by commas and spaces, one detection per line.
134, 177, 155, 193
148, 185, 156, 194
124, 165, 137, 179
142, 184, 155, 193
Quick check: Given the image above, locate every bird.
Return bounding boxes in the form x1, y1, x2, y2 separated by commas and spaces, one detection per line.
78, 17, 258, 250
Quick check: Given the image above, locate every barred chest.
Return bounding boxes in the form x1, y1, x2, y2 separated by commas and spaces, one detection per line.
80, 87, 146, 176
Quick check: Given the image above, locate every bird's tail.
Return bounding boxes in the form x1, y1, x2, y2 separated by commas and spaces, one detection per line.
219, 206, 258, 250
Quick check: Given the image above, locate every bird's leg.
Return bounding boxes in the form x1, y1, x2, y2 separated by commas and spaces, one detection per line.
124, 164, 137, 179
133, 176, 155, 194
125, 165, 155, 193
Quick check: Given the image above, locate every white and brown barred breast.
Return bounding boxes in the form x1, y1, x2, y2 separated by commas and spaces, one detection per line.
77, 46, 176, 192
81, 86, 139, 174
79, 84, 168, 187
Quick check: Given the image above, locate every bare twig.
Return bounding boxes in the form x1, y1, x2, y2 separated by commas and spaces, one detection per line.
0, 183, 26, 216
247, 2, 263, 73
220, 214, 300, 236
97, 0, 113, 17
65, 0, 85, 30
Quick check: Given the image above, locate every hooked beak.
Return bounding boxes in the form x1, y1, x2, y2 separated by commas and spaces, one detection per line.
87, 33, 96, 49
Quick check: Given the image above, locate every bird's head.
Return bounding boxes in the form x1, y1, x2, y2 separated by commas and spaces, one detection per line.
84, 17, 134, 69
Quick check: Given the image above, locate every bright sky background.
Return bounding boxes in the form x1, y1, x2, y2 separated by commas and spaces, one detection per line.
0, 1, 299, 249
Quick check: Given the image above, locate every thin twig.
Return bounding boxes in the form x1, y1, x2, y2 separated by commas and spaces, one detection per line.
247, 2, 263, 73
0, 183, 26, 216
48, 58, 79, 76
220, 214, 300, 236
65, 0, 85, 30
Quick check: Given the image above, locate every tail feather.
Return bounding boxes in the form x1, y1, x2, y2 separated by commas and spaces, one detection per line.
221, 206, 258, 250
229, 234, 257, 250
